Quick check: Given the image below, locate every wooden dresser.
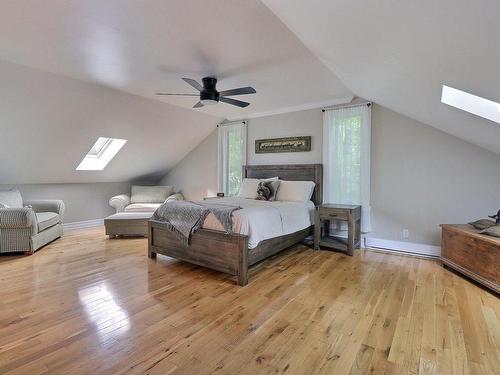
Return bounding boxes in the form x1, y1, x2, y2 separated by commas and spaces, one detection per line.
441, 224, 499, 294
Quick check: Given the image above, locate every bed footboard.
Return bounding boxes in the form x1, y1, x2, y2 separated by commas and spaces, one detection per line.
148, 220, 249, 286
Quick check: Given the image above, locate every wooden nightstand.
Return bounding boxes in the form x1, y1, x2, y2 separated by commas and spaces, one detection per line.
314, 204, 361, 255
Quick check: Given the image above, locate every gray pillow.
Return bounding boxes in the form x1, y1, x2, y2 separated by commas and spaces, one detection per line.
0, 189, 23, 208
480, 225, 500, 238
256, 180, 281, 201
469, 219, 496, 230
131, 185, 174, 203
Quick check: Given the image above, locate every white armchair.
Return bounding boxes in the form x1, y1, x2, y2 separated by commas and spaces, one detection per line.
109, 194, 131, 213
0, 190, 65, 254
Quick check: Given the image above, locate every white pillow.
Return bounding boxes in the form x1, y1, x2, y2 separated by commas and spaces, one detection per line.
238, 177, 278, 199
131, 185, 174, 203
0, 189, 23, 208
275, 180, 315, 202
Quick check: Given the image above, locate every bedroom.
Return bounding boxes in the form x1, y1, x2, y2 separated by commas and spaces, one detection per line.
0, 1, 499, 374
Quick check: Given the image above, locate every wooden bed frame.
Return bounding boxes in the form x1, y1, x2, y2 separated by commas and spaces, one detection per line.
148, 164, 323, 286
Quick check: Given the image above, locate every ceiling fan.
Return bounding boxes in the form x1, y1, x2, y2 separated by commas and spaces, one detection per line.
156, 77, 256, 108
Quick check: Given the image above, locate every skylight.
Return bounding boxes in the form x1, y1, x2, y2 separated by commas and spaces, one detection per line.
76, 137, 127, 171
441, 85, 500, 124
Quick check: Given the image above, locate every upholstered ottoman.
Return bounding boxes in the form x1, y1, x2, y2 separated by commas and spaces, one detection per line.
104, 212, 153, 238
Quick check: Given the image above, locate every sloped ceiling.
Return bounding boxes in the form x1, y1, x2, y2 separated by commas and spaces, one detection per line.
0, 0, 353, 185
262, 0, 500, 155
2, 0, 498, 185
0, 0, 351, 119
0, 59, 220, 184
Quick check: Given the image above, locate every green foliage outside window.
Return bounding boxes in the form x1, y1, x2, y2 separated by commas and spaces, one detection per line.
335, 115, 361, 201
226, 130, 243, 196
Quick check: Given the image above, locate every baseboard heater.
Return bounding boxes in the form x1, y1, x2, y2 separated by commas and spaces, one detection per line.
63, 218, 104, 231
364, 237, 441, 258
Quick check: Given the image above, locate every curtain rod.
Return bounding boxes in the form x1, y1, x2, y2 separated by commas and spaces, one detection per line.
322, 101, 371, 112
217, 120, 246, 127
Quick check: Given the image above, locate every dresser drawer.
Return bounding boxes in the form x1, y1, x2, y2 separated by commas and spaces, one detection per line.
319, 208, 349, 220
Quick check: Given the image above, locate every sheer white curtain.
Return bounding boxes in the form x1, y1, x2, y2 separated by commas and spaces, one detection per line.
217, 121, 247, 196
323, 104, 372, 232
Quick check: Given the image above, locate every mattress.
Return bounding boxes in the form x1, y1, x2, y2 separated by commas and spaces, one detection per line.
201, 197, 315, 249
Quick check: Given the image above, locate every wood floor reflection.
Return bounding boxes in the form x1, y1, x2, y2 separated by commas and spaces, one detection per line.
0, 227, 498, 374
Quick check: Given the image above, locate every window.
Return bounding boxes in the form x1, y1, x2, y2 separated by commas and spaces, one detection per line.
217, 121, 247, 196
323, 104, 372, 232
76, 137, 127, 171
441, 85, 500, 124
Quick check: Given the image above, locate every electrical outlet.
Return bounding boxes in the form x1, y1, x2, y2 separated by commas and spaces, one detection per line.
403, 229, 409, 239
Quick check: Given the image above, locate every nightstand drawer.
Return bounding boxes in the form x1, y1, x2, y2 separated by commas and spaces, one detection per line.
319, 209, 349, 220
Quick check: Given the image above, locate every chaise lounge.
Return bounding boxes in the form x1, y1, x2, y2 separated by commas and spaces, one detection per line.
106, 185, 182, 237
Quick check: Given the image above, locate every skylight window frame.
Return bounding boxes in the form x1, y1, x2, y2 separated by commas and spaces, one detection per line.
441, 85, 500, 125
88, 137, 114, 158
76, 137, 127, 171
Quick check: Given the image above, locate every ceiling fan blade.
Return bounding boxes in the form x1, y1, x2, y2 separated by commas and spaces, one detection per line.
219, 97, 250, 108
182, 77, 203, 91
218, 87, 256, 97
156, 93, 199, 96
193, 101, 204, 108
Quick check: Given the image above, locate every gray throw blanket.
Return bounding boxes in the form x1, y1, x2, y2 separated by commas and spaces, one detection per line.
152, 200, 241, 246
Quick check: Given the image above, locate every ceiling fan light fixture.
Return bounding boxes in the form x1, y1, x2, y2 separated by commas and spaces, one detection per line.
156, 76, 256, 108
200, 99, 218, 106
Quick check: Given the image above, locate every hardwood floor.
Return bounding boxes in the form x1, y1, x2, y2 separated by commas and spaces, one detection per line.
0, 227, 498, 374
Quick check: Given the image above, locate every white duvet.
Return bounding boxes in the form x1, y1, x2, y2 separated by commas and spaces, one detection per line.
201, 197, 314, 249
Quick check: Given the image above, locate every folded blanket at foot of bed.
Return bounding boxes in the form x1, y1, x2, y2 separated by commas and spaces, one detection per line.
151, 200, 241, 246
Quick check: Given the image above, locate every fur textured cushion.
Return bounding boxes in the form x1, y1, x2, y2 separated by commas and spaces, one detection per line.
256, 180, 280, 201
238, 177, 279, 199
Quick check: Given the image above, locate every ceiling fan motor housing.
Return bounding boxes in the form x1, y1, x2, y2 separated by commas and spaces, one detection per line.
157, 76, 255, 107
200, 77, 219, 103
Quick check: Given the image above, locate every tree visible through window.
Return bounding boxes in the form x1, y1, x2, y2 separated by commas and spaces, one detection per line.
218, 122, 246, 196
227, 129, 243, 196
323, 104, 372, 232
335, 115, 361, 201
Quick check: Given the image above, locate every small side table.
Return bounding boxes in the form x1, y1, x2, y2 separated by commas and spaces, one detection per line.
314, 204, 361, 255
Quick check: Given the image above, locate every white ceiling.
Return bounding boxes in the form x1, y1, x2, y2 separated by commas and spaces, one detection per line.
1, 0, 499, 185
0, 59, 219, 184
0, 0, 351, 118
262, 0, 500, 155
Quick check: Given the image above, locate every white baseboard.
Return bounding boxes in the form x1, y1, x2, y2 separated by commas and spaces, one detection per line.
63, 218, 104, 231
364, 237, 441, 258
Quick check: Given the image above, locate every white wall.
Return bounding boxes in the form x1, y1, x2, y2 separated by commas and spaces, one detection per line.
247, 109, 323, 165
161, 104, 500, 246
371, 105, 500, 245
0, 182, 131, 223
162, 109, 322, 199
160, 130, 219, 199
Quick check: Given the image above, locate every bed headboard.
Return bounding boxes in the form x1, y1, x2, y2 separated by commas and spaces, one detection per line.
243, 164, 323, 206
